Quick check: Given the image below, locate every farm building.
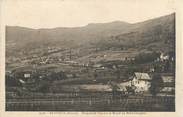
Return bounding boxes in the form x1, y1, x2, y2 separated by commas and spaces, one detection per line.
160, 75, 175, 93
131, 72, 152, 93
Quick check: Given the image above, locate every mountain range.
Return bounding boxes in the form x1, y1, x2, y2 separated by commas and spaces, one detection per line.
6, 13, 175, 56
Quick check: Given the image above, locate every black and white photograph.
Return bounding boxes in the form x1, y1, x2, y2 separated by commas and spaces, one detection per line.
3, 0, 177, 112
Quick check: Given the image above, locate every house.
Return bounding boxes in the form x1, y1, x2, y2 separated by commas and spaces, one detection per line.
121, 57, 126, 61
124, 57, 135, 61
160, 53, 170, 61
149, 67, 155, 72
161, 75, 174, 83
66, 73, 75, 79
14, 70, 32, 79
131, 72, 152, 93
160, 75, 175, 93
24, 73, 31, 78
93, 64, 103, 68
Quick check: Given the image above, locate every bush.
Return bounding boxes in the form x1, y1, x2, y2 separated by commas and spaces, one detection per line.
5, 75, 21, 87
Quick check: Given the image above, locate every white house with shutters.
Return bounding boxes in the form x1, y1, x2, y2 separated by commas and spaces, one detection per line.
131, 72, 152, 93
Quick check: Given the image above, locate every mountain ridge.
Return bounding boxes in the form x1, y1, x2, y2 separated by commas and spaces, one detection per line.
6, 13, 175, 56
6, 13, 174, 30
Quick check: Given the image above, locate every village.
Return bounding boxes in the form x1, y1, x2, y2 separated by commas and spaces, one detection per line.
6, 48, 175, 98
5, 47, 175, 111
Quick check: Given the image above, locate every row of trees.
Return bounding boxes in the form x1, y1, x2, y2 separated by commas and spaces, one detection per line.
134, 52, 160, 64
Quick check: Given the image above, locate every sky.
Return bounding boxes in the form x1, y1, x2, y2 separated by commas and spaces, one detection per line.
2, 0, 175, 29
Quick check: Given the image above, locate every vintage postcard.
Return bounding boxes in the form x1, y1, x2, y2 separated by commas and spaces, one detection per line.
0, 0, 183, 117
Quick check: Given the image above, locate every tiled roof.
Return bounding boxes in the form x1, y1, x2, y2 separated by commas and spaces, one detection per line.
134, 72, 151, 80
161, 75, 174, 83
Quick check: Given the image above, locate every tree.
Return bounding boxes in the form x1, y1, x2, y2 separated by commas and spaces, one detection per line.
94, 70, 98, 79
5, 74, 21, 87
108, 81, 120, 99
116, 68, 121, 79
29, 79, 51, 93
149, 73, 163, 96
135, 52, 160, 64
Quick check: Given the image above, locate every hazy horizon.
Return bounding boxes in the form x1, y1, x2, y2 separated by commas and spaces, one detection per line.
2, 0, 175, 29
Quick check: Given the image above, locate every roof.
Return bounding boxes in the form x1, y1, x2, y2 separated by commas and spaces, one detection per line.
19, 79, 25, 84
134, 72, 151, 80
161, 75, 174, 83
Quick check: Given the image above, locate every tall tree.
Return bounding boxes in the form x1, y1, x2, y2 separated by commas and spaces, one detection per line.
149, 73, 163, 96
